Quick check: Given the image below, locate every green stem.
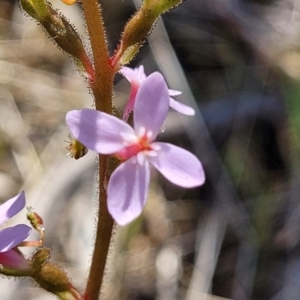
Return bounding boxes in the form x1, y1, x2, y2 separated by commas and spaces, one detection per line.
81, 1, 114, 300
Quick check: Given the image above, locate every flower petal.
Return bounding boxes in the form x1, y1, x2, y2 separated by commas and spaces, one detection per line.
120, 65, 146, 83
168, 89, 182, 96
169, 98, 195, 116
0, 250, 30, 269
122, 91, 136, 121
150, 143, 205, 188
107, 157, 150, 225
0, 224, 31, 252
134, 72, 169, 139
66, 109, 135, 154
0, 192, 25, 226
120, 67, 136, 83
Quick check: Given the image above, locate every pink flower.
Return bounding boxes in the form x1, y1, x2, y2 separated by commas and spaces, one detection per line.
66, 73, 205, 225
0, 191, 31, 268
120, 65, 195, 120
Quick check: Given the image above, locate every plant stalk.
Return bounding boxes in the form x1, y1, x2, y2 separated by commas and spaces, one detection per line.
81, 1, 114, 299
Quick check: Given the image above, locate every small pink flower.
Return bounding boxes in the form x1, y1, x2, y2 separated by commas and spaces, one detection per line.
66, 73, 205, 225
120, 65, 195, 120
0, 191, 31, 268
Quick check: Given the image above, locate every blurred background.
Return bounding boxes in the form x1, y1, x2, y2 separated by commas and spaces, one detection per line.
0, 0, 300, 299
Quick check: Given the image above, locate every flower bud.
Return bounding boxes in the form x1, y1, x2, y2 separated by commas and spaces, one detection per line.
31, 248, 80, 298
120, 5, 158, 52
20, 0, 94, 79
116, 0, 182, 66
33, 262, 73, 294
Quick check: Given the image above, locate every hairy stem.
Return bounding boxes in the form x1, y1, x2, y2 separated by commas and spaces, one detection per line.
81, 1, 114, 300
